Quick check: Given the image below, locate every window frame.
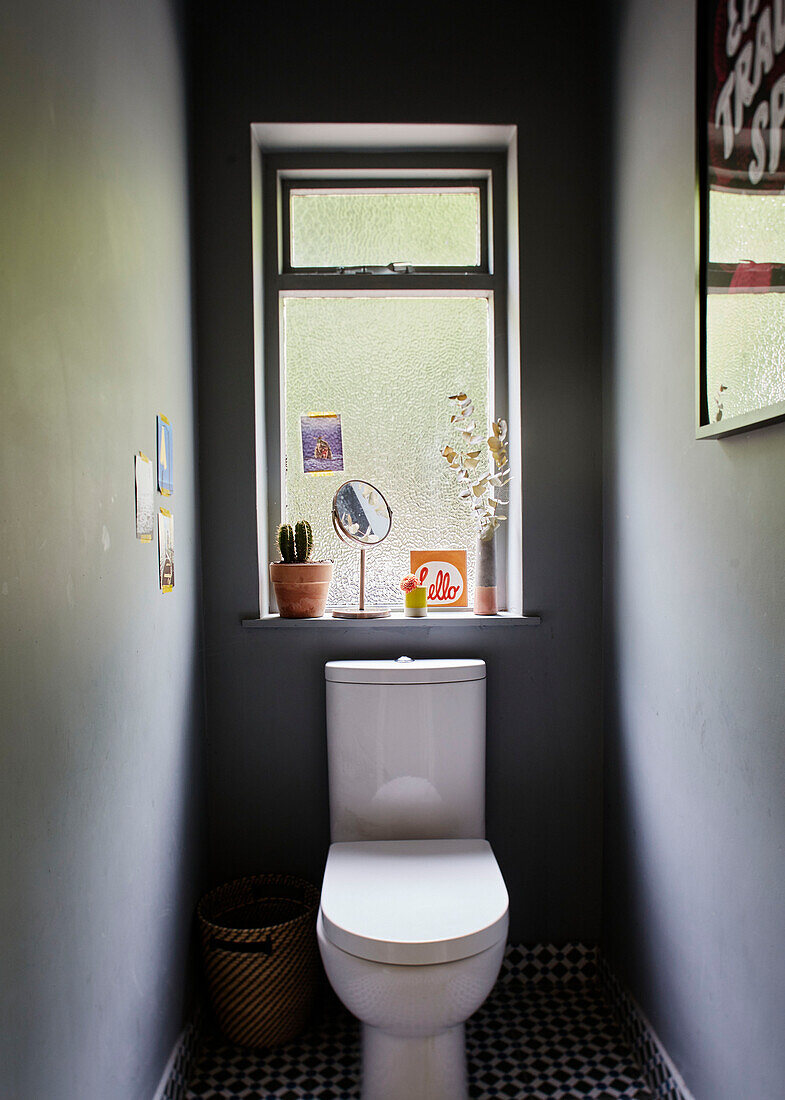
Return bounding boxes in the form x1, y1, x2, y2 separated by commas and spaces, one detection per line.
251, 127, 521, 617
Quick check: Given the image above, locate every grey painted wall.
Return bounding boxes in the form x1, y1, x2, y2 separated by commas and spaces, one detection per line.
190, 3, 605, 943
604, 2, 785, 1098
0, 2, 204, 1097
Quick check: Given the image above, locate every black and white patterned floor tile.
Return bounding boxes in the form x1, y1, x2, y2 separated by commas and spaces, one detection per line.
186, 982, 652, 1099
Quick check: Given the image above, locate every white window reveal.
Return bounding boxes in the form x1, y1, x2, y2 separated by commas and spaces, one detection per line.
253, 126, 521, 616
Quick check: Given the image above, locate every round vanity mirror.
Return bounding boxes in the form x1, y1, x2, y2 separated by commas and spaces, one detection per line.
332, 480, 392, 546
331, 480, 392, 618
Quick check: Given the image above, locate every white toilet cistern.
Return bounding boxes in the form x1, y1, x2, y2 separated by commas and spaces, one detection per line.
318, 657, 509, 1100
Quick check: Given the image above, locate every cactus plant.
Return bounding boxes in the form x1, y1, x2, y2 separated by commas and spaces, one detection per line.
271, 517, 332, 617
277, 523, 295, 563
294, 519, 313, 562
277, 519, 314, 563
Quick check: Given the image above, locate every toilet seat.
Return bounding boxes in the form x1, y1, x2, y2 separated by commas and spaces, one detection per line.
320, 838, 509, 966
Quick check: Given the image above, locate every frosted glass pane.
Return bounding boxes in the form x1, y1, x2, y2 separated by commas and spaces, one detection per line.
289, 189, 480, 268
706, 294, 785, 421
281, 296, 491, 608
709, 190, 785, 263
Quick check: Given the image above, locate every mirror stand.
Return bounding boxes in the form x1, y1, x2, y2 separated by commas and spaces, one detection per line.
332, 547, 390, 619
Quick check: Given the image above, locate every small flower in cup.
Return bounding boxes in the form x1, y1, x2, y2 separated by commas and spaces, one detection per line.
400, 572, 418, 593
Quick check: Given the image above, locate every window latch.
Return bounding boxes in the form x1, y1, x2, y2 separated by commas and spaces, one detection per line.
337, 262, 414, 275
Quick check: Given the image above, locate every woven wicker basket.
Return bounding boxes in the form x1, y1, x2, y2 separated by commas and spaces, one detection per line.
198, 873, 320, 1048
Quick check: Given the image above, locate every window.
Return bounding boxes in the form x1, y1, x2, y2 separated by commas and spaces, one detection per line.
252, 127, 520, 615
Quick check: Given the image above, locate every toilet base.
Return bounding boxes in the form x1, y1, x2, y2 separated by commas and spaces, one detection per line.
361, 1022, 467, 1100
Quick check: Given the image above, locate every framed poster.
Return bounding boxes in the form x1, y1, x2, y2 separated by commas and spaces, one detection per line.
697, 0, 785, 436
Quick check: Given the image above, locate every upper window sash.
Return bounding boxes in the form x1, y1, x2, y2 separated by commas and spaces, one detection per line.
279, 177, 491, 275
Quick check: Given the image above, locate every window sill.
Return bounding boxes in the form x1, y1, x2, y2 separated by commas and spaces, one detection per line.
241, 611, 541, 628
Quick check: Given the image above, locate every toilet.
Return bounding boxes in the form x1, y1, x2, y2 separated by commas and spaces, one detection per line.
317, 657, 509, 1100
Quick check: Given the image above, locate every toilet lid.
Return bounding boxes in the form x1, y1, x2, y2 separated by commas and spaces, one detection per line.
320, 839, 509, 965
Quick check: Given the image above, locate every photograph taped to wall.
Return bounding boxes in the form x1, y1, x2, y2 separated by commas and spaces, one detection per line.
158, 509, 174, 592
157, 414, 173, 494
300, 413, 344, 474
134, 452, 154, 541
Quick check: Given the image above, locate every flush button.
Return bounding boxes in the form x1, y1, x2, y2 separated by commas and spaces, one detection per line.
396, 655, 414, 663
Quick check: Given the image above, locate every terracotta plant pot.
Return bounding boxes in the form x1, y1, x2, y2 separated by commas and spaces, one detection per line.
269, 561, 333, 618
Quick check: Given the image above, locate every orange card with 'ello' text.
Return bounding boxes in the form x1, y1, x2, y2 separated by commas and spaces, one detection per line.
409, 549, 468, 608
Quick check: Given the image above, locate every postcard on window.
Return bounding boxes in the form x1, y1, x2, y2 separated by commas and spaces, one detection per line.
158, 508, 174, 592
134, 452, 154, 542
157, 414, 173, 495
300, 413, 344, 474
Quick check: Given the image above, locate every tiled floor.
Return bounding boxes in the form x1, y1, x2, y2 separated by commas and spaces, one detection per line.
186, 981, 653, 1099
